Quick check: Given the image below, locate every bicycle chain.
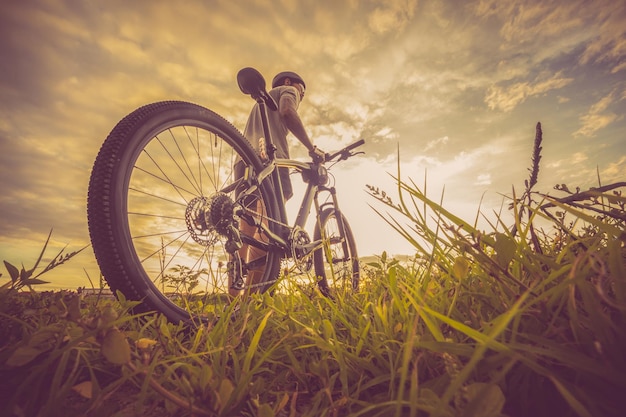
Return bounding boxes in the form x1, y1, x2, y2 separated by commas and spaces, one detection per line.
239, 252, 325, 291
236, 211, 315, 290
290, 226, 314, 273
185, 193, 315, 291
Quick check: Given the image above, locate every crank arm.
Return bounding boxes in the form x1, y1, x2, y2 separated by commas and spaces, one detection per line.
294, 236, 344, 257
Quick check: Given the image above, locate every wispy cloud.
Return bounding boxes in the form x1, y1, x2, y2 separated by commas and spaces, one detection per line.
485, 71, 574, 112
474, 173, 492, 186
574, 91, 622, 137
577, 2, 626, 74
602, 156, 626, 178
0, 0, 625, 267
367, 0, 418, 34
424, 136, 449, 152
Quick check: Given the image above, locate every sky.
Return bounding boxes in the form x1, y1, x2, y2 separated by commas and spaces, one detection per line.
1, 0, 625, 289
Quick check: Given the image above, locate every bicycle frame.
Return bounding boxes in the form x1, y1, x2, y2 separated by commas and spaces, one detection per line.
235, 155, 343, 259
87, 70, 364, 319
232, 67, 362, 279
233, 124, 355, 270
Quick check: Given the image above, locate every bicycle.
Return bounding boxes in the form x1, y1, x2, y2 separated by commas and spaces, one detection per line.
87, 67, 365, 323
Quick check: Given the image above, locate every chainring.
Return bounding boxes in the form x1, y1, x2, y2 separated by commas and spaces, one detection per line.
289, 226, 313, 273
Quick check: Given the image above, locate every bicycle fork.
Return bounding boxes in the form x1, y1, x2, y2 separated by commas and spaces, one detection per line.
315, 186, 351, 260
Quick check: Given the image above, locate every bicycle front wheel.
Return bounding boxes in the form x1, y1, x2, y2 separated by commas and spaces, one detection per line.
313, 208, 360, 294
87, 101, 282, 323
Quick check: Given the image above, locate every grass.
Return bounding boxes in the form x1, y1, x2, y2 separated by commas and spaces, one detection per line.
1, 124, 625, 416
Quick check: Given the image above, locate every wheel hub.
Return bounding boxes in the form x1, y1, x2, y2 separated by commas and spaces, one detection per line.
185, 193, 236, 245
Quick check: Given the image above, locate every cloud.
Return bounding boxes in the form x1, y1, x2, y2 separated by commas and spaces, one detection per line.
574, 91, 621, 137
475, 173, 492, 186
475, 0, 607, 46
1, 0, 625, 269
424, 136, 449, 152
400, 136, 512, 192
570, 152, 589, 164
0, 130, 90, 242
485, 71, 574, 112
475, 0, 626, 78
601, 156, 626, 179
367, 0, 418, 34
577, 2, 626, 74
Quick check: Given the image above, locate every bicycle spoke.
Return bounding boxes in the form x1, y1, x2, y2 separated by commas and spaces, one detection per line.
182, 126, 237, 194
130, 128, 237, 298
137, 230, 189, 264
131, 229, 189, 240
162, 129, 202, 195
135, 155, 196, 202
184, 126, 217, 192
209, 132, 237, 193
129, 186, 187, 207
88, 101, 286, 323
128, 212, 185, 221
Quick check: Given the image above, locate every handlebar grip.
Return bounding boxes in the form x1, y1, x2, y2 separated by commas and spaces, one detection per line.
327, 139, 365, 161
345, 139, 365, 152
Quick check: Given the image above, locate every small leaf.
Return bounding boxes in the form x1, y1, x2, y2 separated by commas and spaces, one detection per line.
67, 295, 82, 321
101, 329, 131, 365
257, 403, 274, 417
81, 336, 98, 346
22, 278, 50, 286
135, 338, 158, 350
394, 322, 403, 333
3, 261, 19, 282
6, 346, 42, 367
159, 318, 172, 338
275, 393, 289, 414
100, 305, 118, 326
19, 266, 31, 282
198, 364, 213, 391
72, 381, 93, 399
463, 383, 505, 417
29, 324, 63, 347
452, 257, 470, 280
494, 233, 516, 269
217, 379, 235, 411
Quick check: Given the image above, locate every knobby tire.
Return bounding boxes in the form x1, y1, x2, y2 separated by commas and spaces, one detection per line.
313, 208, 360, 294
87, 101, 282, 323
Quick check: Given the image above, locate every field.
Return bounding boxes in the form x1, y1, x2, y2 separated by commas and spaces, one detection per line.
1, 127, 625, 417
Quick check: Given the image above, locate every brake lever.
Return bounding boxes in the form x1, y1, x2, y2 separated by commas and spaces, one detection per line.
337, 152, 349, 162
338, 150, 365, 162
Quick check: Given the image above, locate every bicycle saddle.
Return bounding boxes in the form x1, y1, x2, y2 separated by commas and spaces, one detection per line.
237, 67, 278, 111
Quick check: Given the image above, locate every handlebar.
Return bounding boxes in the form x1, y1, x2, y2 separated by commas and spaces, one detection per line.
326, 139, 365, 162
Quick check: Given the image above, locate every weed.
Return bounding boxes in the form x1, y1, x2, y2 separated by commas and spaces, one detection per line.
1, 125, 625, 416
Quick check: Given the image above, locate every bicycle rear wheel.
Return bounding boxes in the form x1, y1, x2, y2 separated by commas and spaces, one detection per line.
87, 101, 282, 323
313, 208, 360, 294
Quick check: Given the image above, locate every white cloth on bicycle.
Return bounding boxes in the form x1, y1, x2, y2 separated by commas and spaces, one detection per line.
243, 85, 300, 159
235, 84, 301, 201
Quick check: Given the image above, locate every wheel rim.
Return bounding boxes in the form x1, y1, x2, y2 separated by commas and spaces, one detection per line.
316, 211, 359, 292
121, 123, 271, 316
